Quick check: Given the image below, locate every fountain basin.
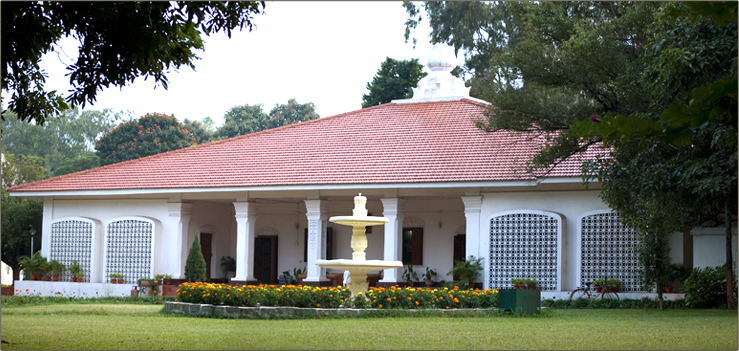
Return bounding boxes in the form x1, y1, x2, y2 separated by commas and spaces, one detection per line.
329, 216, 389, 227
316, 259, 402, 297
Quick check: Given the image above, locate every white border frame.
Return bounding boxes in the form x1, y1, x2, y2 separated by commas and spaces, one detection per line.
486, 209, 565, 291
103, 216, 160, 282
49, 217, 102, 283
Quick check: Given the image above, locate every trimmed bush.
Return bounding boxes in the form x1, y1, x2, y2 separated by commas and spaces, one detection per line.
184, 231, 208, 282
544, 297, 686, 309
176, 283, 499, 309
682, 264, 737, 309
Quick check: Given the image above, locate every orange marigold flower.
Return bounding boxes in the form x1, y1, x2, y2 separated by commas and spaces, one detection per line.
454, 298, 460, 303
407, 297, 412, 300
316, 304, 320, 307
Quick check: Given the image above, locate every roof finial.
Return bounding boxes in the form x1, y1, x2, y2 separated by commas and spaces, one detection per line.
393, 43, 471, 104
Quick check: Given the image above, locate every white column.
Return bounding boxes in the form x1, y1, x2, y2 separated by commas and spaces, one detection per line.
166, 203, 193, 279
380, 198, 405, 284
40, 197, 53, 258
233, 202, 258, 282
304, 199, 329, 283
462, 196, 484, 287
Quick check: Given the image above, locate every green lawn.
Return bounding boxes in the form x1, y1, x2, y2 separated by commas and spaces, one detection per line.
1, 304, 736, 350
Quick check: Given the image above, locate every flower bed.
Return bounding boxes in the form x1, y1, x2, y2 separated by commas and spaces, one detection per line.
176, 282, 499, 309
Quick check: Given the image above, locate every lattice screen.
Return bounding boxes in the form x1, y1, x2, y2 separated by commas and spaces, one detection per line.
580, 212, 641, 291
489, 213, 559, 290
105, 219, 153, 283
50, 220, 92, 282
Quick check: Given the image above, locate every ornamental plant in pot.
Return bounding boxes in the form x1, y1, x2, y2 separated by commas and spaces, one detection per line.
154, 273, 165, 285
422, 267, 438, 287
606, 279, 622, 292
69, 260, 82, 282
49, 260, 66, 281
593, 278, 606, 292
526, 278, 538, 290
447, 255, 484, 289
510, 278, 526, 289
221, 256, 236, 280
163, 273, 173, 285
402, 265, 419, 286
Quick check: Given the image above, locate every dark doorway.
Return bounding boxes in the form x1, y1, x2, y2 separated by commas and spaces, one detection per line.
453, 234, 466, 281
200, 233, 213, 280
254, 236, 278, 284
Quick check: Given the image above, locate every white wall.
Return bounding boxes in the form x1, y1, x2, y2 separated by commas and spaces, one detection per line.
188, 201, 237, 279
692, 227, 738, 269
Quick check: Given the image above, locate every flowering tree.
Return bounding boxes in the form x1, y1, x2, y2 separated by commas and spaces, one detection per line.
95, 113, 196, 166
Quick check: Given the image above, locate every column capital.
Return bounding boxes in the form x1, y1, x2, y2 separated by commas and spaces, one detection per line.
381, 198, 406, 215
461, 196, 483, 212
233, 202, 257, 218
304, 199, 327, 218
167, 202, 193, 217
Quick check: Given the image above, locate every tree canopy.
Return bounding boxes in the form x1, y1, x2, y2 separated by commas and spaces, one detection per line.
95, 112, 196, 166
361, 57, 427, 108
407, 1, 738, 308
1, 152, 45, 281
215, 99, 319, 140
2, 1, 266, 124
1, 108, 126, 174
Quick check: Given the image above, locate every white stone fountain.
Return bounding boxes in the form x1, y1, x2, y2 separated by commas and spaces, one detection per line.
315, 194, 402, 297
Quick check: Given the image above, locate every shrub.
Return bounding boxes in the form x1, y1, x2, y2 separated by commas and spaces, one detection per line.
682, 265, 737, 309
175, 283, 499, 310
184, 231, 208, 282
543, 297, 686, 309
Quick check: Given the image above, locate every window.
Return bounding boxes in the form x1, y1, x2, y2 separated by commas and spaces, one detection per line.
402, 228, 423, 265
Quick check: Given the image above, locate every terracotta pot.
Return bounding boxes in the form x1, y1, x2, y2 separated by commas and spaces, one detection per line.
53, 276, 59, 281
30, 274, 38, 281
163, 279, 171, 286
612, 286, 620, 293
595, 286, 603, 293
44, 275, 51, 281
664, 286, 673, 293
156, 280, 163, 285
425, 280, 434, 288
527, 284, 536, 290
118, 278, 124, 284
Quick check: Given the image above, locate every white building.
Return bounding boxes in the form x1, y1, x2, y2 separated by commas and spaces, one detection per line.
9, 45, 726, 298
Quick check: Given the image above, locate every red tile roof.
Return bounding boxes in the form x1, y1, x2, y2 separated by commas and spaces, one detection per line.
8, 99, 592, 193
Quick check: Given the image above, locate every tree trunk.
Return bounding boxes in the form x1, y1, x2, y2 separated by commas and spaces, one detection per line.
725, 201, 736, 309
10, 262, 22, 287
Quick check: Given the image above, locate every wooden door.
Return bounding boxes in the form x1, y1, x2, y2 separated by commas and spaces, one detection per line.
453, 234, 466, 281
254, 236, 278, 284
200, 233, 213, 280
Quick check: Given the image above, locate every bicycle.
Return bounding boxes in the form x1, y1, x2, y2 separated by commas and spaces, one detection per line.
569, 280, 620, 300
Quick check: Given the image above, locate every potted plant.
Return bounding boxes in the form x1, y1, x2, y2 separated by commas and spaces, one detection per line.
526, 278, 538, 290
447, 255, 484, 289
402, 265, 419, 286
221, 256, 236, 280
38, 256, 51, 281
510, 278, 525, 289
606, 279, 622, 292
75, 271, 85, 283
163, 273, 173, 285
69, 260, 82, 282
293, 266, 307, 284
154, 273, 165, 285
422, 267, 438, 287
19, 253, 42, 281
593, 278, 606, 292
49, 260, 65, 281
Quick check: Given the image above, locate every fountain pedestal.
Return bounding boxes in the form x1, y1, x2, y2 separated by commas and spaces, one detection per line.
315, 194, 402, 297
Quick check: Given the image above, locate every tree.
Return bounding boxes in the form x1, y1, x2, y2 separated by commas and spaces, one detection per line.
2, 1, 266, 124
51, 153, 100, 177
215, 99, 319, 140
182, 118, 214, 144
95, 112, 196, 166
1, 152, 45, 283
410, 1, 737, 308
1, 108, 125, 174
361, 57, 427, 108
184, 231, 208, 282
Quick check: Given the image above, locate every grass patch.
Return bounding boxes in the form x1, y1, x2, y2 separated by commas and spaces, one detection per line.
1, 304, 736, 350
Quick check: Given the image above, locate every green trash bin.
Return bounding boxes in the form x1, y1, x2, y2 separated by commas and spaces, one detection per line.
499, 289, 541, 315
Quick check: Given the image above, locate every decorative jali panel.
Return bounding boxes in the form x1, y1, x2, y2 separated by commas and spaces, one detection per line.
105, 219, 153, 283
489, 213, 559, 291
50, 220, 92, 282
580, 212, 641, 291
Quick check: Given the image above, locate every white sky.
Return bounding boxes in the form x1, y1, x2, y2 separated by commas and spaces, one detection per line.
37, 1, 462, 127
